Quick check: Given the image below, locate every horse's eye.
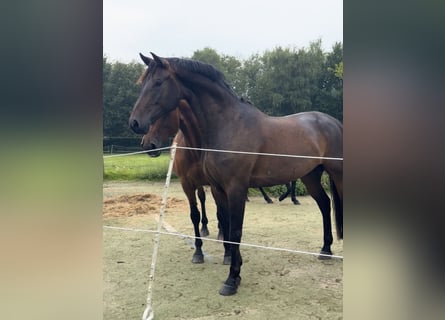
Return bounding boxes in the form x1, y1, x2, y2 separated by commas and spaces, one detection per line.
155, 78, 162, 86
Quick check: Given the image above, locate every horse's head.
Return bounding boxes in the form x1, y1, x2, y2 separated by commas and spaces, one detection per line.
129, 53, 182, 134
140, 108, 180, 157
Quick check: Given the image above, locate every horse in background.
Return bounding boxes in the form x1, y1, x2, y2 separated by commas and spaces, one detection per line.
141, 101, 216, 263
279, 181, 300, 205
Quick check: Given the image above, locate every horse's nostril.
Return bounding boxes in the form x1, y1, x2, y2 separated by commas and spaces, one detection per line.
130, 119, 145, 134
131, 119, 139, 130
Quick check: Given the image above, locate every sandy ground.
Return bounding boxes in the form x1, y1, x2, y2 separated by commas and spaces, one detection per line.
103, 180, 343, 319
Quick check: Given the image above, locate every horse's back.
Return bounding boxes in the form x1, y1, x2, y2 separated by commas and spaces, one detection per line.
259, 111, 341, 153
245, 111, 342, 186
296, 111, 342, 156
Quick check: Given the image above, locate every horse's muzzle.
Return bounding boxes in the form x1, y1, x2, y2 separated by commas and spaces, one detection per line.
141, 138, 161, 158
146, 144, 161, 157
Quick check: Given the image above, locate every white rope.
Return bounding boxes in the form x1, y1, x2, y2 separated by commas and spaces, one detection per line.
176, 146, 343, 161
103, 225, 343, 260
141, 143, 177, 320
103, 145, 343, 161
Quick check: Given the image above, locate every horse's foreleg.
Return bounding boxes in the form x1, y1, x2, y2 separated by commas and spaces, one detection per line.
301, 168, 333, 259
219, 187, 247, 296
182, 182, 204, 263
197, 186, 209, 237
216, 216, 224, 240
211, 187, 230, 264
216, 204, 231, 265
190, 202, 204, 263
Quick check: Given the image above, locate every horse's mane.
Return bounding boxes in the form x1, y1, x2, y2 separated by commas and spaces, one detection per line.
138, 56, 241, 99
136, 69, 148, 85
240, 97, 253, 105
168, 58, 223, 82
163, 58, 240, 99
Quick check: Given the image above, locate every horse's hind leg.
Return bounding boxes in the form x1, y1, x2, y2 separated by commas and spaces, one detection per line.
290, 180, 300, 205
278, 182, 291, 201
197, 186, 209, 237
323, 161, 343, 239
301, 166, 333, 259
259, 187, 273, 203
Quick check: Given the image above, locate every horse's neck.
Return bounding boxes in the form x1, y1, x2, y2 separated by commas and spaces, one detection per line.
179, 74, 267, 148
182, 83, 241, 137
177, 100, 203, 150
178, 119, 201, 148
181, 73, 229, 100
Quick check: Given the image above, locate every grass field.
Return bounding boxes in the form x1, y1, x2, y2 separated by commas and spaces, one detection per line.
102, 152, 333, 197
103, 153, 175, 181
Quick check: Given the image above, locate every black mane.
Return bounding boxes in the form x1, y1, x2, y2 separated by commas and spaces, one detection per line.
168, 58, 224, 83
156, 57, 240, 98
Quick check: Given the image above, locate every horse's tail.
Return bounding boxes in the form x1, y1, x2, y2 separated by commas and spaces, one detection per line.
330, 178, 343, 240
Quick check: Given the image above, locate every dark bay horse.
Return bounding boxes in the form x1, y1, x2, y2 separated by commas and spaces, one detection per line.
141, 105, 294, 206
141, 100, 294, 263
129, 53, 343, 296
141, 101, 224, 263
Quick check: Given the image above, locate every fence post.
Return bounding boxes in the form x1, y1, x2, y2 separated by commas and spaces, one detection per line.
142, 143, 177, 320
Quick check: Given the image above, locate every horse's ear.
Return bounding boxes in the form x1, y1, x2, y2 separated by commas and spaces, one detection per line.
139, 53, 152, 66
150, 52, 169, 68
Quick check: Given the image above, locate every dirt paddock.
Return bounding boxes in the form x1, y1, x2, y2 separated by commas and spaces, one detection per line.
103, 181, 343, 319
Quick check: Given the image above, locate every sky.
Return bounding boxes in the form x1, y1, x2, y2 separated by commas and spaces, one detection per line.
103, 0, 342, 63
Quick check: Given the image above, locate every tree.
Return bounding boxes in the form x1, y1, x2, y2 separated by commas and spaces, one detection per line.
191, 48, 242, 95
102, 41, 343, 140
246, 41, 326, 116
103, 58, 144, 137
313, 42, 343, 121
236, 54, 260, 97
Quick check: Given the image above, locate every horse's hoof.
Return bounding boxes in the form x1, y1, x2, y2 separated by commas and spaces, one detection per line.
200, 227, 209, 237
192, 254, 204, 264
266, 199, 273, 204
293, 200, 301, 205
219, 276, 241, 296
223, 255, 231, 265
318, 250, 333, 260
219, 283, 237, 296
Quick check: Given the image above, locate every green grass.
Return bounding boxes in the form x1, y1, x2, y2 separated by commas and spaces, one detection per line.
103, 153, 176, 181
103, 153, 331, 195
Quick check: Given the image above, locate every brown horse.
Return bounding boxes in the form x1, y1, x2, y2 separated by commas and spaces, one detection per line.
141, 101, 295, 264
142, 105, 299, 204
130, 53, 343, 296
141, 101, 224, 264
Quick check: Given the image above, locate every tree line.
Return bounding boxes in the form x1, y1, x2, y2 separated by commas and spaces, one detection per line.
103, 40, 342, 141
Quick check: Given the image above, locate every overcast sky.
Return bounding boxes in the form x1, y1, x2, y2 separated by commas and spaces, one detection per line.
104, 0, 342, 63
